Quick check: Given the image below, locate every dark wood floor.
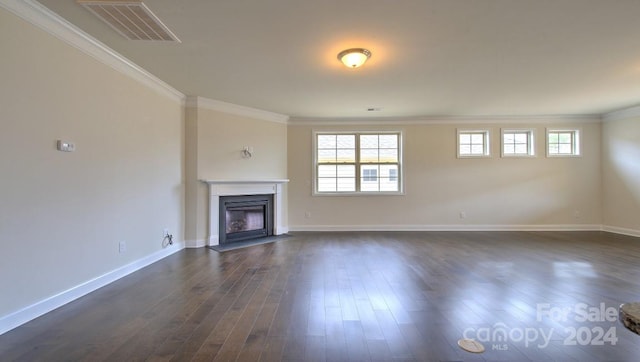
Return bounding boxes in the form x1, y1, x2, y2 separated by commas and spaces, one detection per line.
2, 231, 640, 361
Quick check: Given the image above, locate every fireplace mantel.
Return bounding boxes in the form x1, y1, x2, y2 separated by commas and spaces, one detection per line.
201, 179, 288, 246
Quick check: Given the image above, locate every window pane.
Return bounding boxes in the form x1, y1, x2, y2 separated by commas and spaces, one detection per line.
549, 133, 559, 143
379, 135, 397, 148
361, 165, 379, 182
471, 134, 484, 144
337, 149, 355, 163
336, 135, 355, 148
360, 149, 378, 163
559, 133, 571, 143
318, 135, 336, 149
360, 135, 379, 149
504, 144, 515, 154
504, 133, 514, 143
318, 178, 336, 192
559, 144, 572, 154
318, 165, 336, 177
337, 165, 355, 178
460, 145, 471, 155
459, 134, 471, 144
549, 144, 559, 154
471, 144, 484, 154
515, 133, 528, 143
318, 149, 336, 163
515, 144, 527, 154
381, 165, 399, 191
379, 149, 398, 163
337, 178, 355, 192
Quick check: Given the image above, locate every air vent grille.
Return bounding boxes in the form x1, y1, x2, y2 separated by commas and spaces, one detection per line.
77, 0, 180, 42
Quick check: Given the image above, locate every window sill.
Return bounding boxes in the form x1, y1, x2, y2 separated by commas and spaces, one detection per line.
313, 191, 405, 197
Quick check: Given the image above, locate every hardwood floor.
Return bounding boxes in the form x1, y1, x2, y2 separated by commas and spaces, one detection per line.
2, 231, 640, 361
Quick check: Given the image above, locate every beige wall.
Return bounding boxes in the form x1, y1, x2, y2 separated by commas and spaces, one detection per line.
288, 122, 602, 229
0, 9, 183, 318
184, 102, 288, 245
602, 117, 640, 233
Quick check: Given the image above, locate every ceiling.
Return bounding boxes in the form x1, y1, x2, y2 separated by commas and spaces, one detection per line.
36, 0, 640, 120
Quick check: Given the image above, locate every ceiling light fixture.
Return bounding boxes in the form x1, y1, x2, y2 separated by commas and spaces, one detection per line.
337, 48, 371, 68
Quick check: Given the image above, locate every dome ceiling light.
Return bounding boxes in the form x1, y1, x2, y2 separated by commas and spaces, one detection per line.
337, 48, 371, 68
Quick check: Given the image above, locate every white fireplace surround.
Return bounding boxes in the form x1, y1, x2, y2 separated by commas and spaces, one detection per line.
202, 179, 289, 246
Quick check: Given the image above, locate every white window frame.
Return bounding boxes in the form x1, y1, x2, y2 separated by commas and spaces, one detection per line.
457, 129, 491, 158
313, 131, 404, 196
546, 128, 581, 157
501, 128, 536, 157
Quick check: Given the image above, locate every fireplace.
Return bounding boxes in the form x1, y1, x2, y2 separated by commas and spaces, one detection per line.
219, 194, 273, 244
202, 179, 288, 247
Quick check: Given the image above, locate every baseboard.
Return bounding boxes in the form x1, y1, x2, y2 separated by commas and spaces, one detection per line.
185, 239, 207, 248
602, 225, 640, 238
288, 224, 603, 232
0, 242, 185, 336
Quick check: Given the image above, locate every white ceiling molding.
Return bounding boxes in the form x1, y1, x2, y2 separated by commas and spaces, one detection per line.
0, 0, 185, 103
288, 114, 602, 127
186, 96, 289, 124
603, 105, 640, 122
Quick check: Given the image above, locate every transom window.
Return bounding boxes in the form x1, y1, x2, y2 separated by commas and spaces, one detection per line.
315, 132, 402, 194
502, 129, 535, 157
457, 130, 490, 157
547, 129, 580, 156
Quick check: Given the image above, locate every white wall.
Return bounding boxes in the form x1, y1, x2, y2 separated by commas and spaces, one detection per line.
184, 100, 288, 246
0, 8, 183, 323
602, 116, 640, 235
288, 121, 602, 230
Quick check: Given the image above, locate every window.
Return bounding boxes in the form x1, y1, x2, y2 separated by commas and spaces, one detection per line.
547, 129, 580, 156
315, 132, 402, 194
457, 130, 490, 157
502, 129, 535, 157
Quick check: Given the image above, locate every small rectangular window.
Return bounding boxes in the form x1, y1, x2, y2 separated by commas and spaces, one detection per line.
502, 129, 535, 157
457, 130, 490, 157
547, 129, 580, 157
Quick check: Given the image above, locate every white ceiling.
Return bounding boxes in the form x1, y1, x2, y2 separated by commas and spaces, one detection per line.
36, 0, 640, 120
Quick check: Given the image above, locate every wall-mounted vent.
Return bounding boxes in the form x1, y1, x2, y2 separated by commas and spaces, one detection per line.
77, 0, 180, 42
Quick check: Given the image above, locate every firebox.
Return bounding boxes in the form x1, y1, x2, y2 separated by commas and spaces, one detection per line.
219, 194, 273, 244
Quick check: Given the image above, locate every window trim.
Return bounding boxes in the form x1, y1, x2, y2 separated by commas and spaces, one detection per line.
501, 128, 536, 158
312, 130, 404, 196
546, 128, 581, 157
457, 129, 491, 158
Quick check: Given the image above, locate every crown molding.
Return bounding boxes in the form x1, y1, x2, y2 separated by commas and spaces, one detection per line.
603, 105, 640, 122
186, 96, 289, 124
0, 0, 185, 104
288, 114, 602, 126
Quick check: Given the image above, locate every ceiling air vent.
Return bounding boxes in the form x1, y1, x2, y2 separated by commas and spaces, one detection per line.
77, 0, 180, 42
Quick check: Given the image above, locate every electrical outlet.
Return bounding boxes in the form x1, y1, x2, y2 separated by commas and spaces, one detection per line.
460, 211, 467, 219
163, 228, 169, 237
305, 211, 311, 218
118, 241, 126, 253
574, 210, 581, 219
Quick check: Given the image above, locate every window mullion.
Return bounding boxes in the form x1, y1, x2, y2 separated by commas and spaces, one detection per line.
355, 134, 361, 192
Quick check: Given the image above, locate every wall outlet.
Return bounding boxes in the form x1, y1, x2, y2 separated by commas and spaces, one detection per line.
305, 211, 311, 218
118, 241, 126, 253
574, 210, 581, 219
163, 228, 170, 237
56, 140, 76, 152
460, 211, 467, 219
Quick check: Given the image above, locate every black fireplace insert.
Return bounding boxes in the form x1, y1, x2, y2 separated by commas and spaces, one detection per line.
219, 194, 273, 244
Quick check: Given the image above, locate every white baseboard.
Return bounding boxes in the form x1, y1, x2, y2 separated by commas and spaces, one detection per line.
0, 242, 185, 336
289, 224, 603, 232
185, 239, 207, 248
602, 225, 640, 238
